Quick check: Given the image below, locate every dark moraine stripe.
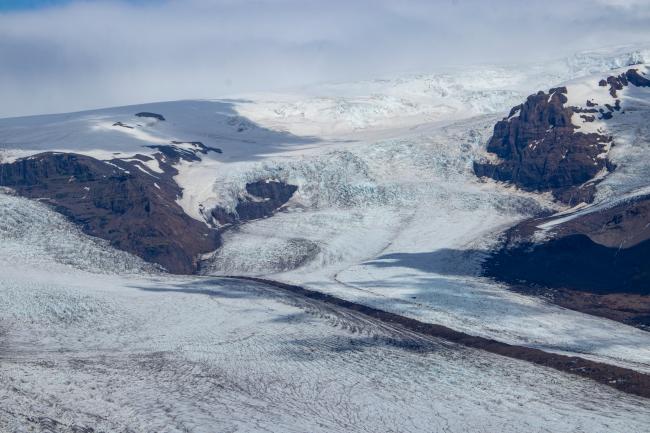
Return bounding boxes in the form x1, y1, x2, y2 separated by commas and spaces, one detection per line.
228, 276, 650, 399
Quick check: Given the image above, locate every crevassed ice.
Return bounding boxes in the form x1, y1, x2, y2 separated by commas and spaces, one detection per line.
0, 192, 158, 275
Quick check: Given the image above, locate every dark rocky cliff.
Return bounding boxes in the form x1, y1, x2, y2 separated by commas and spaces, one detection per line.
475, 68, 650, 205
0, 152, 297, 273
481, 195, 650, 328
209, 180, 298, 226
0, 152, 219, 273
473, 86, 612, 205
478, 68, 650, 327
483, 194, 650, 295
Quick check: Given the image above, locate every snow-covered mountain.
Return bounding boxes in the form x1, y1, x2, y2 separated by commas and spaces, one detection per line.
2, 45, 650, 431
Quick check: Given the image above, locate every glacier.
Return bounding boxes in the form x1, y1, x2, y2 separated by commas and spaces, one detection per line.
2, 45, 650, 431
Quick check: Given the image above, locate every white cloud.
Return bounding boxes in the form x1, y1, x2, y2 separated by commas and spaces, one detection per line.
593, 0, 650, 8
0, 0, 649, 117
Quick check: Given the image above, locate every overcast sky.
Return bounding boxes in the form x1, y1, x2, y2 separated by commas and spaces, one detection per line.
1, 0, 649, 118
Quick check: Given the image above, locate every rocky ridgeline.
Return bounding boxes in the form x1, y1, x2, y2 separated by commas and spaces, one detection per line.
473, 86, 613, 205
0, 152, 216, 273
208, 180, 298, 226
485, 194, 650, 295
0, 112, 297, 273
478, 68, 650, 325
474, 68, 650, 205
600, 68, 650, 97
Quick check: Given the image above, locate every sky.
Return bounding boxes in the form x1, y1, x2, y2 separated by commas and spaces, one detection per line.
0, 0, 649, 118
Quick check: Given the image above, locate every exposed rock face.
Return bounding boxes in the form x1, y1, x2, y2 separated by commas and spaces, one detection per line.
0, 152, 219, 274
476, 67, 650, 327
170, 141, 223, 154
135, 112, 166, 121
482, 194, 650, 326
473, 87, 612, 204
112, 121, 134, 129
210, 180, 298, 225
485, 233, 650, 296
147, 142, 222, 163
475, 68, 650, 205
484, 193, 650, 293
601, 69, 650, 97
0, 150, 298, 273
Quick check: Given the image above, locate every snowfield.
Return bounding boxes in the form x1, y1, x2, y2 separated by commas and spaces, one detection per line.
2, 45, 650, 431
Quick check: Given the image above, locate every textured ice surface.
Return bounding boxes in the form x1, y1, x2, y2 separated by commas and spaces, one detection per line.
235, 45, 650, 136
2, 250, 650, 432
0, 193, 158, 275
202, 116, 650, 374
3, 45, 650, 432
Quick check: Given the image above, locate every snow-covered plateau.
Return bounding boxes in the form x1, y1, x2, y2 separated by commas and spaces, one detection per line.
1, 45, 650, 432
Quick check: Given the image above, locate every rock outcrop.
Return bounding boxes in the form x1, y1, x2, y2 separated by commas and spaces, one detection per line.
209, 180, 298, 226
0, 149, 298, 273
0, 152, 220, 273
483, 194, 650, 295
474, 68, 649, 204
477, 66, 650, 231
147, 141, 222, 163
473, 86, 613, 204
600, 68, 650, 97
135, 112, 166, 121
482, 194, 650, 328
478, 67, 650, 327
